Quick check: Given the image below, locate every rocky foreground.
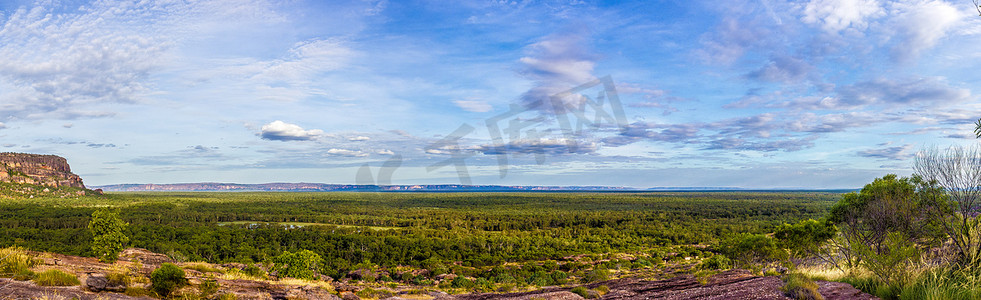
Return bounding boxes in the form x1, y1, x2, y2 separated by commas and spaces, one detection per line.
0, 248, 877, 300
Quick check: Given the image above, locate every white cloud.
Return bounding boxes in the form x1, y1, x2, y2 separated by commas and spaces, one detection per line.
453, 100, 492, 112
327, 148, 368, 157
889, 0, 962, 62
259, 121, 325, 141
376, 149, 395, 155
349, 136, 371, 141
803, 0, 883, 33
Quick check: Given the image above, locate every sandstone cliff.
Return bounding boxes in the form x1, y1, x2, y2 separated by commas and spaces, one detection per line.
0, 152, 85, 188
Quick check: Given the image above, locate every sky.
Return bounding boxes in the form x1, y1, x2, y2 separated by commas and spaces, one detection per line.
1, 0, 980, 189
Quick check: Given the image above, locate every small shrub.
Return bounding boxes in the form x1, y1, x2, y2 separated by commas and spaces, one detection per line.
125, 286, 149, 297
582, 268, 610, 283
199, 278, 220, 298
0, 246, 40, 276
218, 293, 238, 300
34, 269, 80, 286
694, 269, 719, 285
151, 263, 188, 297
400, 271, 415, 282
451, 276, 475, 289
595, 285, 610, 295
570, 286, 600, 298
718, 233, 787, 267
242, 264, 265, 278
781, 273, 823, 300
106, 272, 130, 287
166, 250, 187, 263
552, 270, 569, 284
356, 287, 393, 299
12, 269, 36, 281
184, 262, 222, 273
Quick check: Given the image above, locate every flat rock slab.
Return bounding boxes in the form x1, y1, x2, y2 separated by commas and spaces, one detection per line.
0, 278, 154, 300
454, 270, 878, 300
818, 281, 879, 300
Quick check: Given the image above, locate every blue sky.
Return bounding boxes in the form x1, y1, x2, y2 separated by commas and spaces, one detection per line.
1, 0, 980, 189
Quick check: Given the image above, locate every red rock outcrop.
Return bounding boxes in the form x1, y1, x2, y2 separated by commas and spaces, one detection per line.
0, 152, 85, 188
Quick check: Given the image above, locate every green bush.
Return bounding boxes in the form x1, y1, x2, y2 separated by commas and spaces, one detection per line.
718, 233, 787, 266
34, 269, 80, 286
242, 264, 265, 278
452, 276, 475, 289
781, 273, 823, 300
423, 258, 448, 276
582, 268, 610, 283
151, 263, 188, 297
570, 286, 589, 297
400, 271, 415, 282
699, 254, 732, 270
273, 249, 322, 280
774, 219, 836, 258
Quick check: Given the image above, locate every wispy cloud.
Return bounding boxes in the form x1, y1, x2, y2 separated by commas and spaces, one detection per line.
453, 99, 493, 112
517, 31, 597, 114
857, 143, 914, 160
745, 55, 813, 83
0, 3, 167, 121
476, 138, 598, 155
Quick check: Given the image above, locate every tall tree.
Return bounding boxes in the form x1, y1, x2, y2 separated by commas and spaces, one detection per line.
914, 146, 981, 265
88, 209, 129, 263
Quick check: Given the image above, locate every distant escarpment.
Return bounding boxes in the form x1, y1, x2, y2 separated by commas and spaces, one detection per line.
0, 152, 85, 189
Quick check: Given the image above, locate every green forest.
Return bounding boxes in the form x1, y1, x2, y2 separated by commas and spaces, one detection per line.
0, 191, 836, 286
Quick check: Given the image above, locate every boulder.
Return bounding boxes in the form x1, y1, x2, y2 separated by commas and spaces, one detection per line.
347, 269, 377, 281
341, 291, 361, 300
85, 275, 108, 291
85, 273, 126, 292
